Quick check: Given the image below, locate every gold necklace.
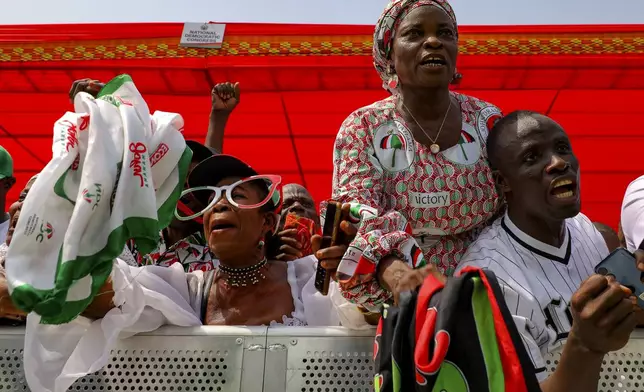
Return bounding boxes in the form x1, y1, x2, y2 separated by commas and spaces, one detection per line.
401, 98, 452, 154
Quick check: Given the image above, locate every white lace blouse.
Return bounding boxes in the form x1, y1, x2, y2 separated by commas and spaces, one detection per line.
112, 255, 371, 328
182, 255, 369, 327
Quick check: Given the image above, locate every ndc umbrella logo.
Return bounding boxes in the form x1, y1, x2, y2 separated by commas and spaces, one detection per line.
373, 121, 415, 172
441, 125, 481, 166
379, 133, 406, 167
457, 130, 475, 161
36, 222, 54, 243
82, 184, 103, 210
82, 188, 94, 203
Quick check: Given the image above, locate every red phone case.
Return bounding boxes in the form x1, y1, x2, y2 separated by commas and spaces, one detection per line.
283, 213, 319, 257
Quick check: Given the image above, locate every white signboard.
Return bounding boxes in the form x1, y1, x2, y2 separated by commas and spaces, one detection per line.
179, 23, 226, 48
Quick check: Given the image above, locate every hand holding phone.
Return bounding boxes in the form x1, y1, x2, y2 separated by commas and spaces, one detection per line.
275, 213, 318, 261
594, 248, 644, 307
311, 201, 360, 295
314, 201, 344, 295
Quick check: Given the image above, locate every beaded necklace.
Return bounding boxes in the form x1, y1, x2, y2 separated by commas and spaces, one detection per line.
219, 258, 268, 287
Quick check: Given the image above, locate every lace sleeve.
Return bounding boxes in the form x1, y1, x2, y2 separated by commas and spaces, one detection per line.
117, 245, 139, 267
0, 243, 7, 268
269, 314, 307, 327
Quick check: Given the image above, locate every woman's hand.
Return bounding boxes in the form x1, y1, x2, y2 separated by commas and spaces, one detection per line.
311, 203, 359, 280
0, 267, 26, 320
377, 257, 445, 305
69, 78, 104, 103
275, 228, 303, 261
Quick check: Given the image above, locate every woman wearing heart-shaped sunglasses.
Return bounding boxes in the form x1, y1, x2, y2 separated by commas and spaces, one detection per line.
70, 155, 336, 326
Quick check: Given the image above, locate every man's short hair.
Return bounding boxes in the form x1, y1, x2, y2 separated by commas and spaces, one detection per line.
487, 110, 543, 171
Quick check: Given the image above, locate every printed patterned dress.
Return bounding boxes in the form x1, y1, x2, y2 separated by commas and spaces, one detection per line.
128, 232, 218, 272
333, 92, 502, 309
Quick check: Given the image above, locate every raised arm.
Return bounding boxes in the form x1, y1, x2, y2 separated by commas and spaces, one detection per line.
205, 82, 240, 152
68, 78, 104, 103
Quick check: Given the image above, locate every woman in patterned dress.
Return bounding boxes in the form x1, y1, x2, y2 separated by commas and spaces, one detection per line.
321, 0, 504, 311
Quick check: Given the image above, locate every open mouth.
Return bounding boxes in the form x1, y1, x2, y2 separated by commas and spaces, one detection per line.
420, 57, 446, 67
211, 223, 236, 231
550, 178, 577, 199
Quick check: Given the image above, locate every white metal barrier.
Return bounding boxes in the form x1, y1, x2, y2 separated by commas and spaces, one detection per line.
544, 331, 644, 392
0, 327, 641, 392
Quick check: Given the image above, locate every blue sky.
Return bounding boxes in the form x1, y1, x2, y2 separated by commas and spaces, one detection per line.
2, 0, 643, 25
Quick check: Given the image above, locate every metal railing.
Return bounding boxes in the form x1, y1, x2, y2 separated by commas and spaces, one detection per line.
0, 327, 641, 392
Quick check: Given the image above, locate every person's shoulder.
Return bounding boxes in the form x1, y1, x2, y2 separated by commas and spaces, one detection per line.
567, 212, 610, 262
454, 92, 502, 115
341, 96, 396, 126
568, 212, 609, 243
268, 259, 289, 275
567, 212, 598, 237
459, 217, 508, 263
469, 216, 505, 246
454, 92, 502, 140
360, 95, 397, 112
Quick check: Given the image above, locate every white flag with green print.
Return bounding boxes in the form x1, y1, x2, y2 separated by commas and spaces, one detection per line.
5, 75, 192, 324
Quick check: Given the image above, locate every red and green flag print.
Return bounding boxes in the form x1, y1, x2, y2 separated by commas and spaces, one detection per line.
457, 130, 476, 161
410, 244, 425, 269
380, 134, 406, 150
380, 134, 406, 166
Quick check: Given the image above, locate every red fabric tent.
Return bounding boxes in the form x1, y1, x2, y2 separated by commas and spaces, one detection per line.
1, 23, 643, 228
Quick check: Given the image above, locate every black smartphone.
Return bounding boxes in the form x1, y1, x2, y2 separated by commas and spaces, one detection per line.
594, 248, 644, 308
314, 201, 343, 295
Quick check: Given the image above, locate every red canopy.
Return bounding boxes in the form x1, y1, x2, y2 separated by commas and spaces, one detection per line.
1, 23, 644, 228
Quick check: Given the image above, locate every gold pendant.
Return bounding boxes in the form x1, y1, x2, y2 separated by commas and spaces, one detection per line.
430, 143, 440, 154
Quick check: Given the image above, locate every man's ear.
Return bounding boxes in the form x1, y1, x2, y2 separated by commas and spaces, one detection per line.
492, 170, 511, 194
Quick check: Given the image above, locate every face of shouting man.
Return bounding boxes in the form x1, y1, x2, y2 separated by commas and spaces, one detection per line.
488, 111, 580, 244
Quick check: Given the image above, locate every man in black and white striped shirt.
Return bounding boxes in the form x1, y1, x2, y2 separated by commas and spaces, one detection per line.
455, 111, 642, 391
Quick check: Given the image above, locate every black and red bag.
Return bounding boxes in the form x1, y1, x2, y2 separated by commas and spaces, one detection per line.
373, 267, 542, 391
